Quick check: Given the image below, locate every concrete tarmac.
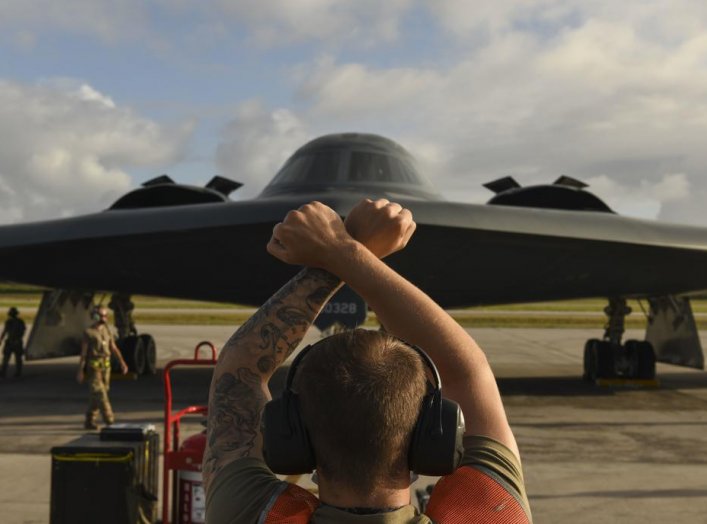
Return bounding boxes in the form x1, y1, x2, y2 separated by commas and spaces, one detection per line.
1, 325, 707, 523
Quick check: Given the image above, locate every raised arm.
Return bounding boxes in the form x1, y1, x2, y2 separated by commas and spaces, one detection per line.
283, 199, 519, 458
202, 267, 341, 492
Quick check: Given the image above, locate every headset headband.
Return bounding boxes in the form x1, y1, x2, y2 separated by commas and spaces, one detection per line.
284, 336, 445, 437
263, 330, 465, 476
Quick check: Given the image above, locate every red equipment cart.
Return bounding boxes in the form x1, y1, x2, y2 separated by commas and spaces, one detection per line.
162, 341, 218, 524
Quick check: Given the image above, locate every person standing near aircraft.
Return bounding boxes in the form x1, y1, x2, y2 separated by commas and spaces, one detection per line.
76, 306, 128, 430
203, 199, 531, 522
0, 307, 26, 378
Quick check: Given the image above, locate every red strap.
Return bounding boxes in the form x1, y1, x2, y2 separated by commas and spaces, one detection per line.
426, 466, 530, 523
263, 483, 320, 524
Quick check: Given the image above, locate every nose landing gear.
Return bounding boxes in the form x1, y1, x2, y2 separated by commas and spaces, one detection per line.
583, 297, 656, 382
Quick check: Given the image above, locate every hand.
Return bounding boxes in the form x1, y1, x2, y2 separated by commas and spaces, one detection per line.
120, 361, 128, 374
267, 201, 352, 269
344, 199, 416, 258
76, 368, 84, 384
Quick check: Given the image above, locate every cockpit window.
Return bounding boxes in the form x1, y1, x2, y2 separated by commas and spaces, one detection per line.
349, 152, 429, 186
261, 141, 441, 200
270, 151, 343, 186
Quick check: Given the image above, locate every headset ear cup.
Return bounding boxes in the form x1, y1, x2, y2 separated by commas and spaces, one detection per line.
442, 398, 465, 472
408, 392, 432, 474
408, 395, 464, 476
262, 393, 315, 474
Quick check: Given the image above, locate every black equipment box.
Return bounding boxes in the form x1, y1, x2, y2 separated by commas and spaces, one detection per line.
50, 426, 159, 524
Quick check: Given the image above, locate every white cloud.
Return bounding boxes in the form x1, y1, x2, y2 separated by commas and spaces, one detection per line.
8, 0, 707, 228
0, 80, 193, 222
273, 6, 707, 225
584, 173, 690, 219
215, 100, 310, 198
0, 0, 415, 50
210, 0, 413, 47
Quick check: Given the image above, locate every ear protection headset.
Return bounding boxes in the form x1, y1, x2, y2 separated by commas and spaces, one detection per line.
262, 335, 465, 476
91, 306, 106, 322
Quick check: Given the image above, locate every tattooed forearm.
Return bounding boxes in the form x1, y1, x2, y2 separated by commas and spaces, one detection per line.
204, 267, 342, 484
258, 322, 282, 351
222, 268, 341, 370
203, 368, 265, 474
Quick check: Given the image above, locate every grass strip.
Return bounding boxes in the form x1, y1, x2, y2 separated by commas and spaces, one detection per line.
3, 289, 707, 328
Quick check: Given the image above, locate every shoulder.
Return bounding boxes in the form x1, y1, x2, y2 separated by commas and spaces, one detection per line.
205, 457, 287, 524
426, 436, 532, 523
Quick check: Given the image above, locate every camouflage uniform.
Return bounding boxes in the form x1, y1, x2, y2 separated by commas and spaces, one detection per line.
0, 315, 26, 378
83, 323, 116, 427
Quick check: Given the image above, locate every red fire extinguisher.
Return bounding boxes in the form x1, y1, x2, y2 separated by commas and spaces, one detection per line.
162, 342, 217, 524
175, 429, 207, 523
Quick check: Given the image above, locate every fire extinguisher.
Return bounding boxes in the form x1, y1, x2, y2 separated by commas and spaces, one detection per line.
175, 429, 207, 523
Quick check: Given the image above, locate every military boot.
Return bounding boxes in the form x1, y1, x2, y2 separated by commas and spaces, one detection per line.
84, 414, 99, 430
102, 407, 115, 426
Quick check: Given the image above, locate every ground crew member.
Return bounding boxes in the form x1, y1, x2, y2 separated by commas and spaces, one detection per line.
0, 307, 26, 378
76, 306, 128, 430
203, 199, 531, 523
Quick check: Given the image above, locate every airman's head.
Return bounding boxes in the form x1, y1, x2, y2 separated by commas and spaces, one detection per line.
92, 306, 109, 323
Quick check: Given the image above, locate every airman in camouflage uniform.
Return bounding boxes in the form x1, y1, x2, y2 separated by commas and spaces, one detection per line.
0, 307, 26, 378
76, 306, 128, 430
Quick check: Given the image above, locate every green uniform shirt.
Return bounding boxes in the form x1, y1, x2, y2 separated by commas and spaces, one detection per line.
206, 435, 531, 523
84, 323, 113, 361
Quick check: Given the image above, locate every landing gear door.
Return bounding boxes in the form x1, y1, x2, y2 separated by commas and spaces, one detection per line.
25, 290, 95, 361
646, 296, 704, 369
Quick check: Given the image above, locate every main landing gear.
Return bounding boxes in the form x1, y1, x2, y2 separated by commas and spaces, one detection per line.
583, 297, 656, 381
109, 293, 157, 376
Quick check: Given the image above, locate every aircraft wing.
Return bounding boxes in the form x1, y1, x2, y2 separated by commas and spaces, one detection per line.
1, 195, 707, 308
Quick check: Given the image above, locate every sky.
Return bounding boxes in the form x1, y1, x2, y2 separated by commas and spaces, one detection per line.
1, 1, 707, 225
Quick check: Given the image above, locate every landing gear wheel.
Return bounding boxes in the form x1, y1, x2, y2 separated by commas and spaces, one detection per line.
139, 334, 157, 375
594, 341, 615, 379
585, 340, 615, 380
626, 339, 656, 379
119, 335, 146, 375
583, 339, 600, 381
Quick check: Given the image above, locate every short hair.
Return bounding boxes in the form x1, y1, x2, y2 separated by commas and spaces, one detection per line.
295, 329, 427, 496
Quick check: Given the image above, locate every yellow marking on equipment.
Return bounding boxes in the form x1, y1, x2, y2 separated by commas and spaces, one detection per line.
53, 451, 134, 463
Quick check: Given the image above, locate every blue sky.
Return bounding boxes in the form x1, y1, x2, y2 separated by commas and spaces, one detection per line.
1, 1, 707, 225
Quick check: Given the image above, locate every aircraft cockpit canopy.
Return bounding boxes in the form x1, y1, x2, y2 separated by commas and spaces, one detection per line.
259, 133, 442, 200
